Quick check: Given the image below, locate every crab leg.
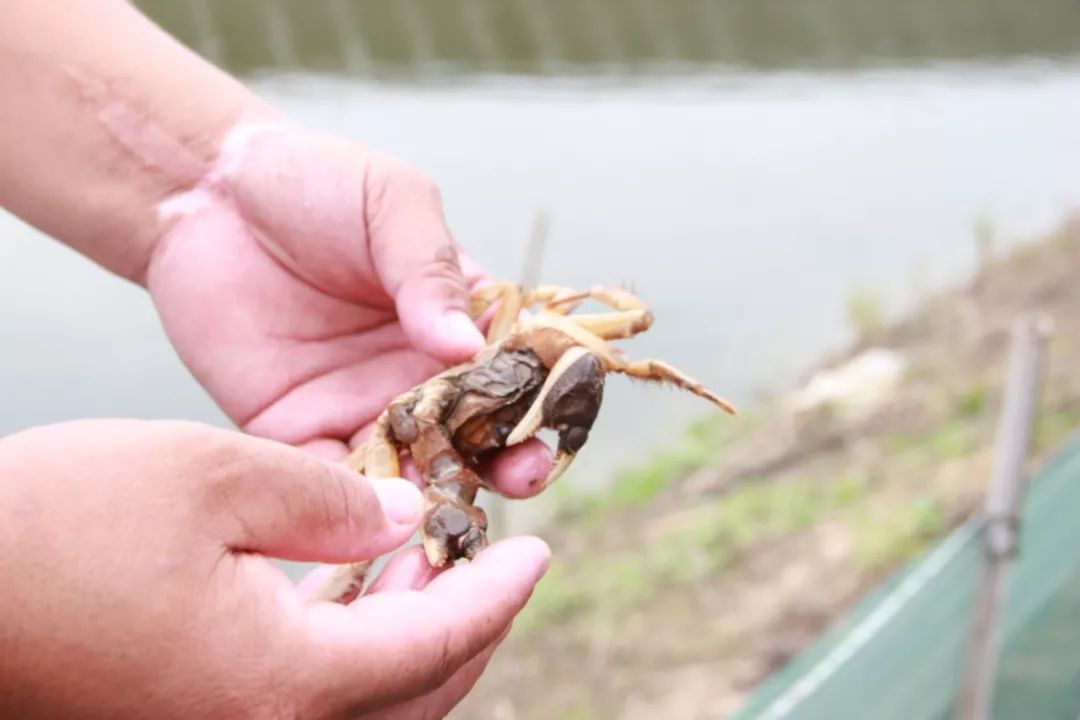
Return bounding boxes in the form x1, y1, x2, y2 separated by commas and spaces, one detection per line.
469, 281, 515, 317
342, 441, 367, 473
545, 285, 649, 313
612, 359, 737, 415
478, 283, 601, 341
469, 282, 523, 343
564, 311, 654, 341
490, 287, 526, 343
523, 293, 735, 415
362, 415, 401, 477
414, 434, 488, 567
523, 285, 590, 315
525, 311, 624, 359
472, 283, 649, 325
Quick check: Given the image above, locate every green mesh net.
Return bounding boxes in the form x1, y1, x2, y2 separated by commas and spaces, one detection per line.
735, 434, 1080, 720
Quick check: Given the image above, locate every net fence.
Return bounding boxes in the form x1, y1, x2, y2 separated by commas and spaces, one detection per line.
136, 0, 1080, 80
734, 433, 1080, 720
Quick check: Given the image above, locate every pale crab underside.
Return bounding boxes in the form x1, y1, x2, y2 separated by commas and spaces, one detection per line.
309, 283, 735, 604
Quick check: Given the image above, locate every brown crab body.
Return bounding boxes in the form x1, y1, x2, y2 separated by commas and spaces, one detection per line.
311, 283, 733, 604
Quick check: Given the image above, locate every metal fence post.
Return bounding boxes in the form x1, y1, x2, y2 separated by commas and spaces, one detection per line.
954, 314, 1053, 720
485, 210, 551, 542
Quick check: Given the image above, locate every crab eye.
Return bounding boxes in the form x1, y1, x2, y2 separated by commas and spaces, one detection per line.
494, 422, 513, 442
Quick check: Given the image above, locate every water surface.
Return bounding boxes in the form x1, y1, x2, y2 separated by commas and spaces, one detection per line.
3, 2, 1080, 536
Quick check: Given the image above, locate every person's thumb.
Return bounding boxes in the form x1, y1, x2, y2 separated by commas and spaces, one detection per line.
365, 150, 486, 364
198, 430, 423, 563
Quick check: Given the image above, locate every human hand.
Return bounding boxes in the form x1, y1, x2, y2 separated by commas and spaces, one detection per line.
148, 124, 551, 498
0, 420, 549, 719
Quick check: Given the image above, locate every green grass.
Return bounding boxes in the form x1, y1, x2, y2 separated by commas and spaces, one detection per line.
524, 342, 1074, 637
517, 562, 594, 630
554, 409, 758, 526
952, 382, 988, 419
1034, 406, 1080, 452
607, 410, 756, 505
846, 286, 886, 341
851, 496, 949, 573
519, 471, 872, 633
560, 702, 594, 720
609, 447, 702, 506
927, 421, 976, 459
884, 416, 978, 461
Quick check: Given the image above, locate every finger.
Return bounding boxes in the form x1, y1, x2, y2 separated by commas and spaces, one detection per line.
244, 350, 443, 450
365, 625, 512, 720
299, 437, 350, 461
295, 546, 439, 602
365, 151, 485, 364
349, 431, 552, 497
456, 248, 490, 290
299, 536, 549, 716
295, 564, 343, 600
363, 546, 444, 594
481, 438, 554, 499
197, 431, 423, 563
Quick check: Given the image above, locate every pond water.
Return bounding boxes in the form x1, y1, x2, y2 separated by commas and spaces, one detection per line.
3, 1, 1080, 536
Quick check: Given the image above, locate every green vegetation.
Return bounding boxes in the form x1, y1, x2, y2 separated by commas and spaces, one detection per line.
952, 382, 988, 419
456, 217, 1080, 718
1035, 406, 1080, 452
520, 470, 873, 633
974, 213, 996, 267
884, 380, 992, 460
524, 363, 1033, 639
852, 496, 949, 573
512, 214, 1080, 651
525, 365, 1013, 636
845, 286, 886, 341
884, 418, 976, 461
554, 409, 761, 526
560, 702, 593, 720
925, 420, 977, 460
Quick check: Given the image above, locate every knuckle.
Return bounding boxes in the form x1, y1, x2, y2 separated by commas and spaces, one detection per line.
380, 598, 463, 697
397, 163, 441, 203
369, 151, 442, 210
420, 245, 466, 285
178, 427, 265, 509
193, 430, 254, 481
308, 461, 365, 540
410, 638, 457, 697
418, 609, 467, 691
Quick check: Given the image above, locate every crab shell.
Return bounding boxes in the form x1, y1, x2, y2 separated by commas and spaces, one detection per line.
309, 283, 736, 604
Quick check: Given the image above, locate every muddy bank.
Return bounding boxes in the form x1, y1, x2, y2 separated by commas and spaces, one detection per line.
453, 213, 1080, 720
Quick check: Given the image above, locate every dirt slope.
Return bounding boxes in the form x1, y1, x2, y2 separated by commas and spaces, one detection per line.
453, 214, 1080, 720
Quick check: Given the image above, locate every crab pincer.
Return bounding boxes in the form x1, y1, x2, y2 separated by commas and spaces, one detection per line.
505, 347, 605, 490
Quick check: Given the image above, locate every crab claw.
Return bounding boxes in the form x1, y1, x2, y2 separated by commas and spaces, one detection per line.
422, 492, 489, 567
541, 449, 577, 491
507, 346, 606, 490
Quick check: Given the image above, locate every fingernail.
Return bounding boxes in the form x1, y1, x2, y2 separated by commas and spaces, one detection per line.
369, 477, 423, 526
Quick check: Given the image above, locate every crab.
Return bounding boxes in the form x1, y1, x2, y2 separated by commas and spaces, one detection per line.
310, 283, 736, 604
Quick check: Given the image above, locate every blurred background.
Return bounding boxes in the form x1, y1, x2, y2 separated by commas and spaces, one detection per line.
3, 1, 1080, 718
